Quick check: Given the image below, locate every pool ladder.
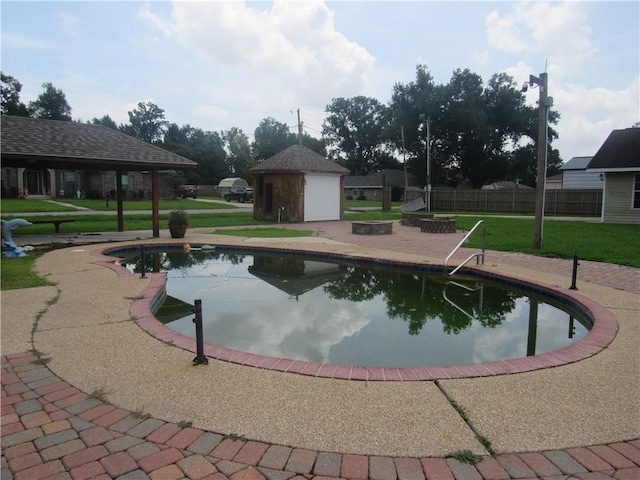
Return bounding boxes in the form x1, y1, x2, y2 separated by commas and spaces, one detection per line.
444, 220, 485, 276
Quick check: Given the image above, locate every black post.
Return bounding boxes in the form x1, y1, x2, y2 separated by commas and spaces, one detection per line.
192, 299, 208, 365
570, 254, 579, 290
140, 245, 146, 279
568, 316, 575, 339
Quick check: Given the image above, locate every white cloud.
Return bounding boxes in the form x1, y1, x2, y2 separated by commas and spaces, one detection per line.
487, 1, 595, 80
140, 0, 375, 100
552, 76, 640, 158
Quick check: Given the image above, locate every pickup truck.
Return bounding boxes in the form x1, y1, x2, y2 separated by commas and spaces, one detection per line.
224, 187, 253, 203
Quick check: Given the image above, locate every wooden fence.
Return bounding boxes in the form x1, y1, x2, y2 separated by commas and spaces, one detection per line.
432, 188, 602, 216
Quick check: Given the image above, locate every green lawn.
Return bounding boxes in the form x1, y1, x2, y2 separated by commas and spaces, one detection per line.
0, 199, 77, 213
454, 216, 639, 268
1, 250, 55, 290
0, 198, 236, 212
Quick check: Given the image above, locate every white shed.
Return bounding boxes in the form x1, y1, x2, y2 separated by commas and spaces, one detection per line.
217, 177, 249, 197
249, 145, 350, 222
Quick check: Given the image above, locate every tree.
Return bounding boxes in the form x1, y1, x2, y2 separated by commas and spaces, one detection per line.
161, 123, 229, 185
1, 72, 30, 116
388, 66, 560, 188
322, 96, 392, 175
89, 114, 118, 130
252, 117, 296, 161
121, 101, 168, 143
29, 82, 72, 121
388, 65, 443, 185
299, 133, 327, 157
223, 127, 254, 179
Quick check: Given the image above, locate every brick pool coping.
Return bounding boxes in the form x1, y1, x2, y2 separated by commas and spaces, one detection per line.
93, 243, 619, 381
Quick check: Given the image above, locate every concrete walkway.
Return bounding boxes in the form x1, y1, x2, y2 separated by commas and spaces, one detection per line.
2, 220, 639, 479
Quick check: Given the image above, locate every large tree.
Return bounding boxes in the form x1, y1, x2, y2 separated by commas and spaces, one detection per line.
223, 127, 254, 180
0, 72, 30, 116
322, 96, 394, 175
388, 66, 560, 188
162, 123, 229, 185
121, 101, 168, 143
252, 117, 296, 161
29, 82, 72, 121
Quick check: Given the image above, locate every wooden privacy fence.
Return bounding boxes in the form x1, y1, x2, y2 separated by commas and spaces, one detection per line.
432, 188, 602, 216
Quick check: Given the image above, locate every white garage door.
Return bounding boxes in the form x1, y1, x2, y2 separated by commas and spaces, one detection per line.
304, 174, 341, 221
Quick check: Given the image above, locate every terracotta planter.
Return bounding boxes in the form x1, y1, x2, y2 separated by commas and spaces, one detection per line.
169, 225, 187, 238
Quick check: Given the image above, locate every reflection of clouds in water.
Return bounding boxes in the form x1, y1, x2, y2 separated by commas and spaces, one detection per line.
205, 288, 370, 363
473, 328, 524, 363
161, 255, 590, 367
471, 298, 586, 363
169, 269, 370, 363
472, 297, 528, 363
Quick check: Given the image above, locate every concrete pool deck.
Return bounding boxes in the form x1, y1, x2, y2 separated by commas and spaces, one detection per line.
2, 220, 639, 479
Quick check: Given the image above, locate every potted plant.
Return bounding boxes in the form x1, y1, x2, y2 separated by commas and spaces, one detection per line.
168, 210, 189, 238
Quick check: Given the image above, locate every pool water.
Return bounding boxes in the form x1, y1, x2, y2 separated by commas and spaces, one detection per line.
125, 248, 590, 368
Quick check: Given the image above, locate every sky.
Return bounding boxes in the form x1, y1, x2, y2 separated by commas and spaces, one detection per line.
2, 0, 639, 163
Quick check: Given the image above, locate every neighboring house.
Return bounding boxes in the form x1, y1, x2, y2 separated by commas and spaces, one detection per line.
587, 127, 640, 224
217, 177, 249, 197
344, 169, 419, 201
545, 174, 562, 190
560, 156, 603, 189
250, 144, 349, 222
0, 116, 188, 200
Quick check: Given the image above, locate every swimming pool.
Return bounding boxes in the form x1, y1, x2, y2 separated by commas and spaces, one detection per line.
117, 245, 592, 370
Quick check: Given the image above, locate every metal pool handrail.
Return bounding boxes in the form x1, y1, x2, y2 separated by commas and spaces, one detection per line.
445, 220, 485, 276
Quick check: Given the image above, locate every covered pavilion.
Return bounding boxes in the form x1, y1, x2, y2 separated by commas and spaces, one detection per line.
1, 115, 197, 237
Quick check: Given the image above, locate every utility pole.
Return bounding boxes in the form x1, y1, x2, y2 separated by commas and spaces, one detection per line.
419, 114, 431, 212
297, 108, 303, 145
426, 116, 431, 212
401, 125, 408, 202
530, 72, 553, 249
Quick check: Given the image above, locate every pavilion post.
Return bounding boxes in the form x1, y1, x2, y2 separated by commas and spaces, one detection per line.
152, 170, 160, 238
116, 170, 124, 232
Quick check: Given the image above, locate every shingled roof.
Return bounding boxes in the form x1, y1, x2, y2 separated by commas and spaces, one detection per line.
1, 115, 197, 170
588, 128, 640, 171
250, 144, 349, 175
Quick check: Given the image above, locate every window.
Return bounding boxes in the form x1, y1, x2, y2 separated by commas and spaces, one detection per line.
633, 173, 640, 209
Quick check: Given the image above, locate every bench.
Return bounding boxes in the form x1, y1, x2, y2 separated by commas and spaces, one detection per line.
29, 219, 76, 233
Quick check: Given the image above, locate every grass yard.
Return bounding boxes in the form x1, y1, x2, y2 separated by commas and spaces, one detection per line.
0, 199, 77, 213
0, 198, 236, 213
455, 216, 640, 268
1, 250, 55, 290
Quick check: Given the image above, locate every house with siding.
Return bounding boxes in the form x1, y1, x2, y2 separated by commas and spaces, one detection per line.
560, 156, 603, 190
587, 127, 640, 224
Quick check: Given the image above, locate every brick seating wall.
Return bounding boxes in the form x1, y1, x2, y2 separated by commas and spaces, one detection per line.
352, 221, 393, 235
420, 218, 457, 234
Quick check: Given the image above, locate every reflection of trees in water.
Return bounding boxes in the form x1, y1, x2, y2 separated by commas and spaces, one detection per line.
126, 249, 519, 336
125, 249, 247, 274
323, 265, 518, 335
